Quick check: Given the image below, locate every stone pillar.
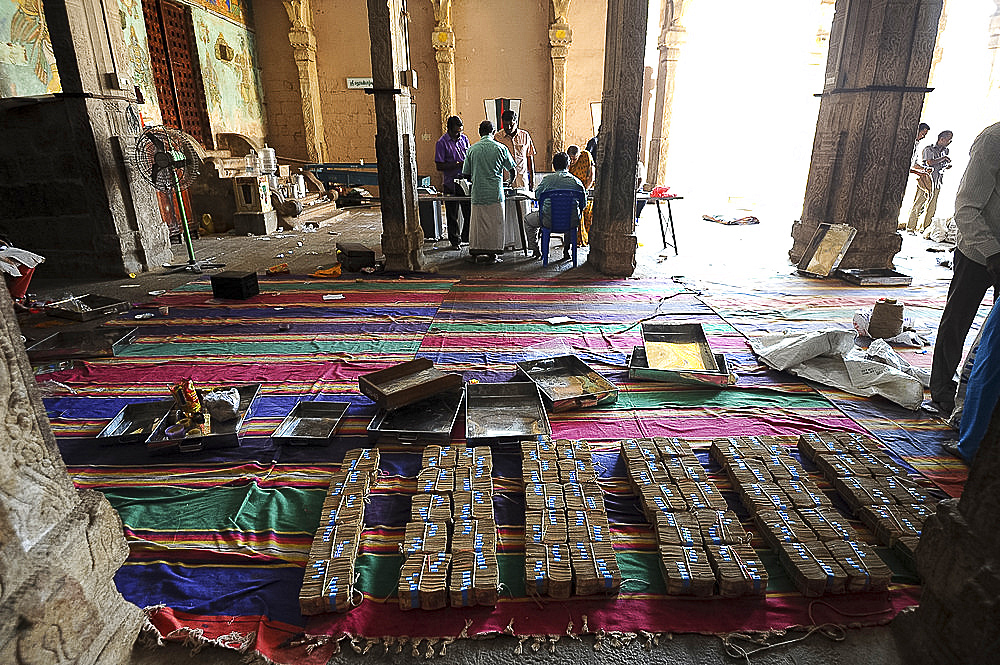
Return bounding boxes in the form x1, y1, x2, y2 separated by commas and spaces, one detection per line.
789, 0, 943, 269
807, 0, 836, 68
284, 0, 327, 162
647, 0, 689, 187
368, 0, 425, 271
0, 0, 170, 277
0, 286, 141, 662
431, 0, 456, 132
549, 1, 573, 154
985, 1, 1000, 120
588, 0, 649, 277
927, 0, 949, 88
895, 398, 1000, 663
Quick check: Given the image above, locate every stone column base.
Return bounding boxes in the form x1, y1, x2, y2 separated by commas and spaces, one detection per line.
381, 225, 425, 272
588, 230, 637, 276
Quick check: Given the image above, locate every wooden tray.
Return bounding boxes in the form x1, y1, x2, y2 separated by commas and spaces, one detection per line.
359, 358, 462, 410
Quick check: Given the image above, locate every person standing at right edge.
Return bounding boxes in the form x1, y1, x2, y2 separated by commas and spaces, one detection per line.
929, 122, 1000, 421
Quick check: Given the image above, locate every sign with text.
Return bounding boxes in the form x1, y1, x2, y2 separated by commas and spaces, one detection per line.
347, 77, 373, 89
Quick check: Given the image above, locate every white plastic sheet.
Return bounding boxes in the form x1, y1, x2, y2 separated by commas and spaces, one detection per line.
750, 330, 926, 410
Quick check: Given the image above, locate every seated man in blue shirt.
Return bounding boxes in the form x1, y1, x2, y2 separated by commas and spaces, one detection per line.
524, 151, 586, 260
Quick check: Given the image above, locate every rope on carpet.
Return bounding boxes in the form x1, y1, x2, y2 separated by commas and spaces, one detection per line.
718, 599, 894, 663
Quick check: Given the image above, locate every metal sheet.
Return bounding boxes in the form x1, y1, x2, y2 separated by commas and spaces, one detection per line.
797, 223, 857, 277
367, 387, 465, 443
465, 383, 551, 443
834, 268, 913, 286
272, 401, 350, 446
96, 399, 174, 445
629, 346, 736, 387
44, 294, 131, 321
515, 355, 618, 412
146, 383, 262, 455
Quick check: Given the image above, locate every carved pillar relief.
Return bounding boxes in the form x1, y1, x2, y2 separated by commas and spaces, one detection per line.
431, 0, 456, 130
928, 0, 949, 88
647, 0, 689, 187
284, 0, 327, 162
550, 13, 573, 155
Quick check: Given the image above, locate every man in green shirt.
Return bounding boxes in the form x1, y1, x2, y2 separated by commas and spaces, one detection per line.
462, 120, 516, 263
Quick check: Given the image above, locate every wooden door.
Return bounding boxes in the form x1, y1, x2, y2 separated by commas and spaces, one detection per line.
142, 0, 213, 148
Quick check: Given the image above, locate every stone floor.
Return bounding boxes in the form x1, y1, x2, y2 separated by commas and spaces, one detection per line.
20, 199, 949, 665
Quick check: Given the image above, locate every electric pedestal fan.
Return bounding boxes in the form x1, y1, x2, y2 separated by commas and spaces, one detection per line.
134, 126, 225, 274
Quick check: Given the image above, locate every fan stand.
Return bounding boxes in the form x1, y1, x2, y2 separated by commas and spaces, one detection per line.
162, 170, 225, 274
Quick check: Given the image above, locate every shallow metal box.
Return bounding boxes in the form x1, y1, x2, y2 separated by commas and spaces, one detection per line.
629, 346, 736, 387
641, 323, 719, 373
26, 327, 138, 363
515, 355, 618, 412
834, 268, 912, 286
367, 387, 464, 443
146, 383, 262, 455
96, 399, 174, 445
45, 294, 131, 321
465, 382, 551, 444
272, 401, 350, 446
359, 358, 463, 411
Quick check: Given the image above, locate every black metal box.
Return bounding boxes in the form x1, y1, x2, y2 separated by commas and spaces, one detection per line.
336, 243, 376, 272
211, 271, 259, 300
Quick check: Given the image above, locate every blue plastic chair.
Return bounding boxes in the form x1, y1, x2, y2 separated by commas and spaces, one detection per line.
537, 189, 587, 267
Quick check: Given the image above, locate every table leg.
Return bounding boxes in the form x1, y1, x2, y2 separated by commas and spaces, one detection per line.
666, 200, 679, 255
656, 201, 669, 249
516, 199, 528, 256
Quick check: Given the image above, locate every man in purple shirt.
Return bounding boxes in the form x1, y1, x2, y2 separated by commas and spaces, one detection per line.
434, 116, 471, 250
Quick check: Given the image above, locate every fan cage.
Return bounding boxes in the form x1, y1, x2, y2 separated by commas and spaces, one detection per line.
134, 127, 203, 193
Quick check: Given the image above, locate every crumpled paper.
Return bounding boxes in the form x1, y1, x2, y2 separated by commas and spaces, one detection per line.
0, 246, 45, 277
202, 388, 241, 422
750, 330, 927, 410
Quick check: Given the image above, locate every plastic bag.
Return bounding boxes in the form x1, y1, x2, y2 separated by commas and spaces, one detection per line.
202, 388, 241, 422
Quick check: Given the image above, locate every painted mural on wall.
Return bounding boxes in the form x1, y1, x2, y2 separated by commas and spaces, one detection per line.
189, 0, 249, 26
118, 0, 162, 125
0, 0, 60, 97
193, 10, 265, 141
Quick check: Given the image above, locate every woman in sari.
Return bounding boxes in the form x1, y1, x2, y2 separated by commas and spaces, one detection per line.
566, 145, 595, 245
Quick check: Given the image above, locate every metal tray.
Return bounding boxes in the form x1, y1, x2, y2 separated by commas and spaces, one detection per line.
367, 387, 465, 444
358, 358, 463, 410
26, 326, 139, 363
629, 346, 736, 387
515, 355, 618, 412
834, 268, 912, 286
797, 223, 857, 277
45, 294, 131, 321
641, 323, 719, 373
272, 401, 350, 446
465, 382, 551, 444
96, 399, 174, 445
146, 383, 262, 455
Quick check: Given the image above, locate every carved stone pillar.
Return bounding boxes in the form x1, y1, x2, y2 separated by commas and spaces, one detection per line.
894, 398, 1000, 663
928, 0, 949, 87
807, 0, 836, 68
368, 0, 425, 271
431, 0, 456, 132
549, 1, 573, 155
284, 0, 327, 162
647, 0, 688, 187
789, 0, 943, 269
0, 285, 141, 662
588, 0, 649, 277
985, 1, 1000, 119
